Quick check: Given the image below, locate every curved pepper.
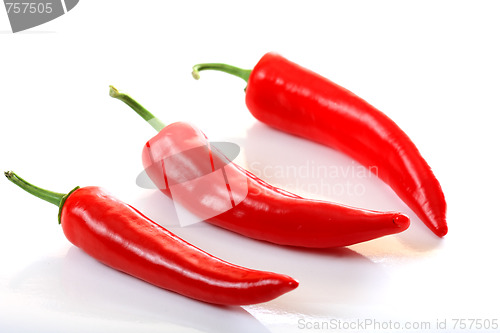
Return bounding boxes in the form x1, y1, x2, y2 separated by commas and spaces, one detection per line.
4, 171, 298, 305
110, 87, 410, 248
192, 53, 447, 237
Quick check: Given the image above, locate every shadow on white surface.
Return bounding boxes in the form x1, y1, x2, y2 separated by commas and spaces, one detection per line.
242, 122, 444, 253
8, 247, 271, 333
73, 186, 392, 319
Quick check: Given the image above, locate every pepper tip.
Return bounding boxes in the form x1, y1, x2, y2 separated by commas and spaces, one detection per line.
288, 277, 299, 290
4, 171, 13, 179
393, 213, 410, 230
433, 223, 448, 237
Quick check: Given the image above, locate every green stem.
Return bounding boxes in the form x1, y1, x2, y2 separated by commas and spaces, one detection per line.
4, 171, 79, 224
192, 63, 252, 83
5, 171, 65, 206
109, 85, 166, 132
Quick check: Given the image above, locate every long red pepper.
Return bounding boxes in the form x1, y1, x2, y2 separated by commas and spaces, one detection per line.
109, 86, 409, 248
192, 53, 447, 237
4, 171, 298, 305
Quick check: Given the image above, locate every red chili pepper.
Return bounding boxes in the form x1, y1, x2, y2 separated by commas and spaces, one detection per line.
4, 171, 298, 305
109, 86, 409, 248
192, 53, 447, 237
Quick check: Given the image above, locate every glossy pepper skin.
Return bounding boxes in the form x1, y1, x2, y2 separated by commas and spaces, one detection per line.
5, 171, 298, 306
109, 87, 410, 248
192, 53, 447, 237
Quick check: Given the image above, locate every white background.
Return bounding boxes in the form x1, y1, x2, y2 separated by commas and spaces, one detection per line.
1, 1, 500, 332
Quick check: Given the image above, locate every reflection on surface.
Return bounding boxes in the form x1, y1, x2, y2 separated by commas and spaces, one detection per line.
9, 247, 271, 333
243, 122, 443, 253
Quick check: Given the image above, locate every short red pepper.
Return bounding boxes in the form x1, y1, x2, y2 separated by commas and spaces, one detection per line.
5, 171, 298, 305
110, 86, 409, 248
192, 53, 447, 237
